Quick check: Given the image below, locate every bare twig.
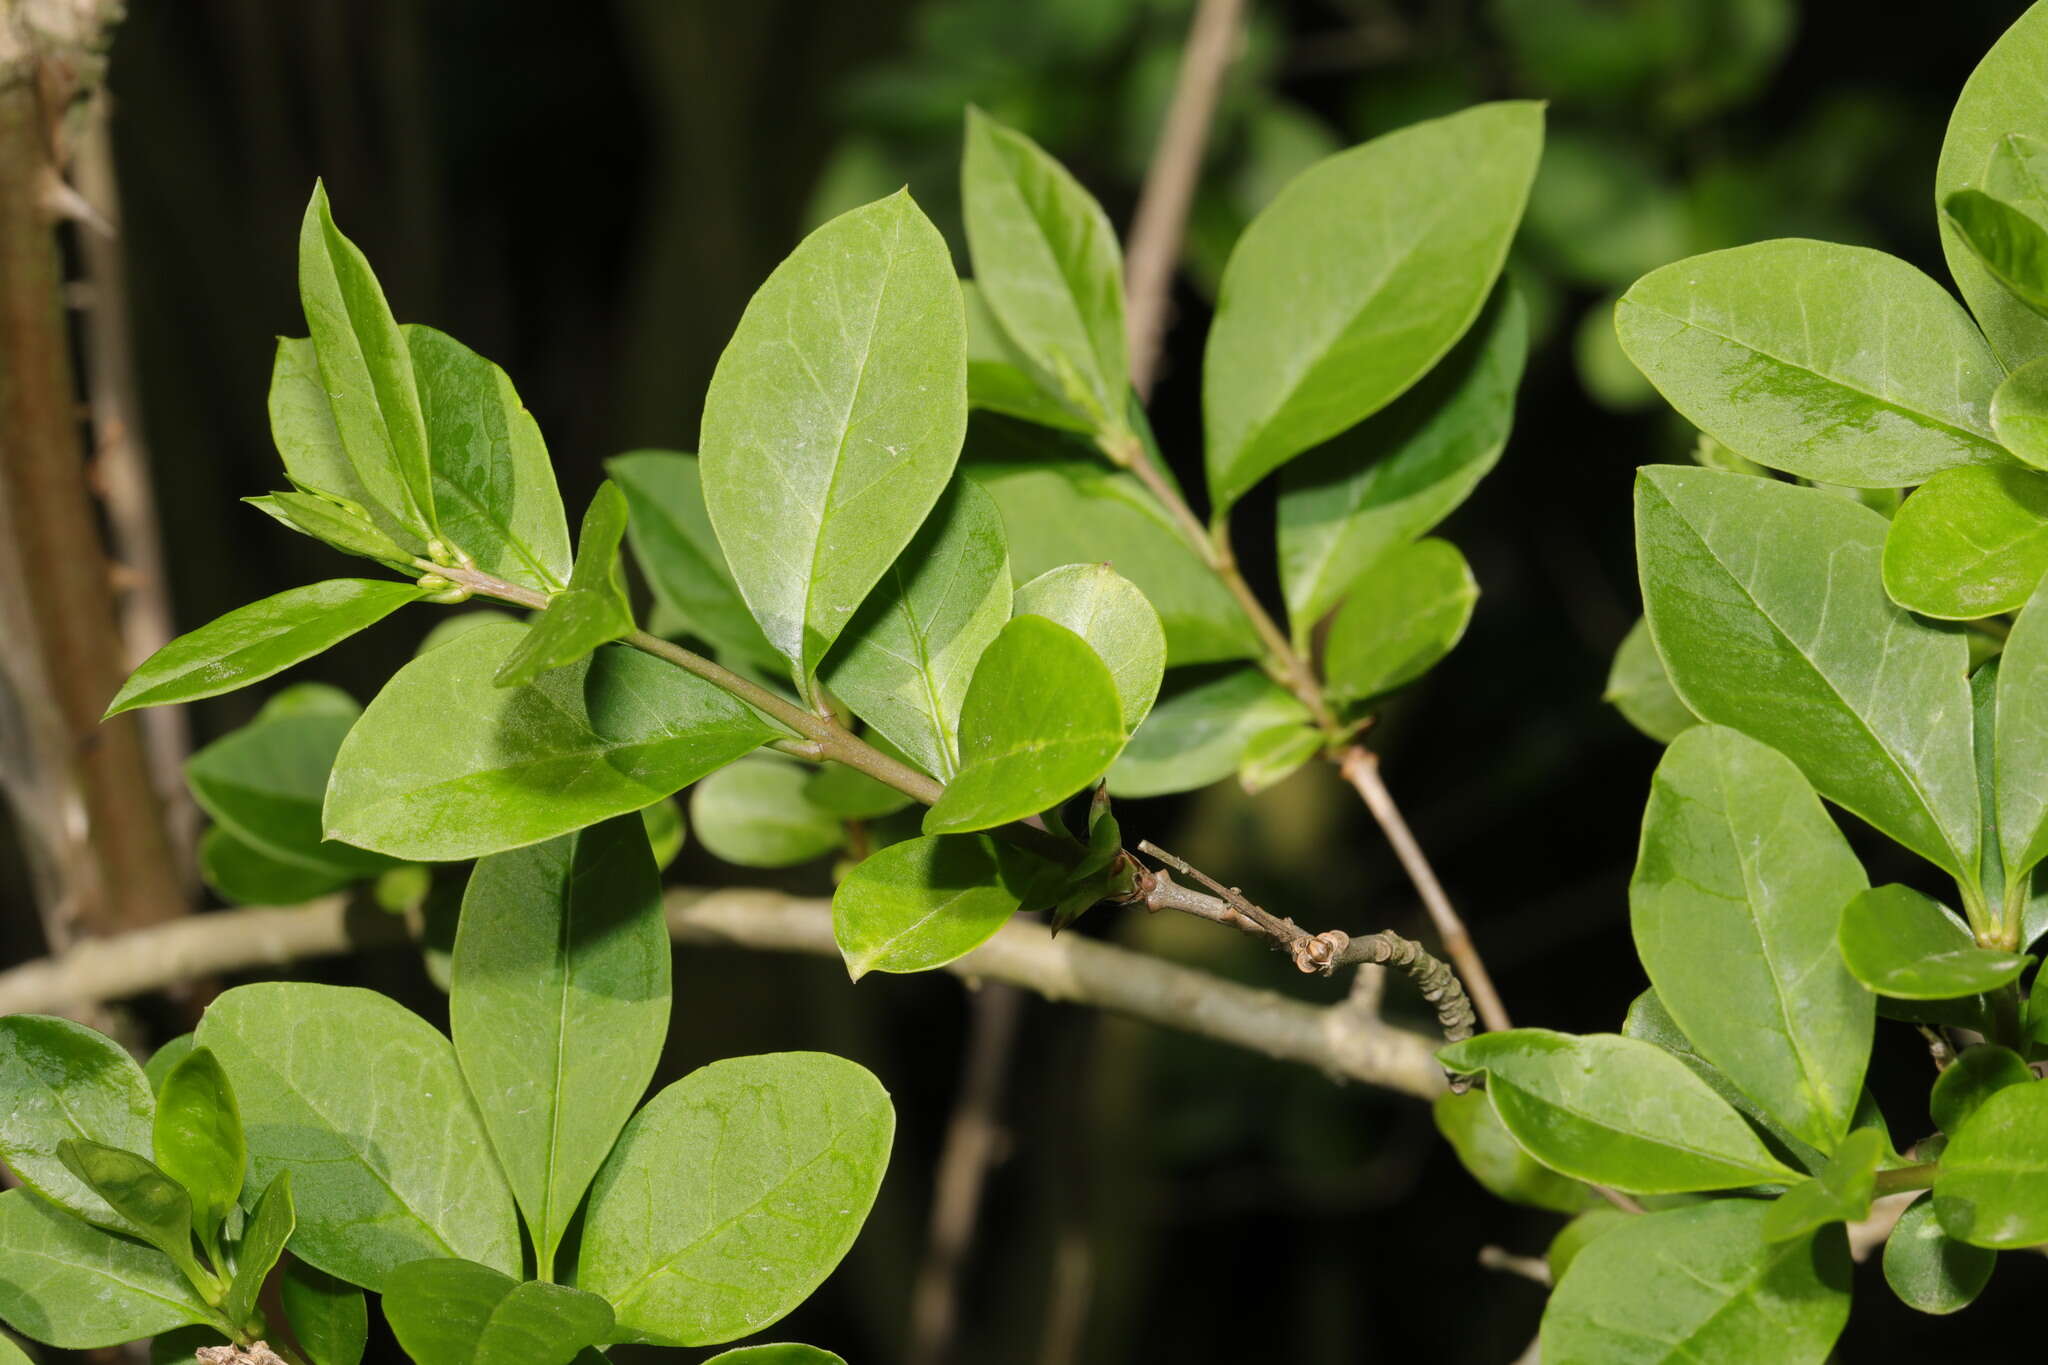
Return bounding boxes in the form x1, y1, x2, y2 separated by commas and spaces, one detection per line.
1123, 0, 1247, 397
1478, 1244, 1551, 1286
0, 889, 1451, 1100
1338, 746, 1509, 1034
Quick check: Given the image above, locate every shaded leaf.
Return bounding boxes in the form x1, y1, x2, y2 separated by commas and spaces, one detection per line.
1935, 1079, 2048, 1247
280, 1260, 367, 1365
494, 481, 635, 688
1430, 1089, 1598, 1214
691, 758, 844, 868
1109, 665, 1310, 798
963, 282, 1091, 432
608, 452, 778, 667
1931, 1045, 2032, 1135
223, 1173, 294, 1329
1837, 885, 2029, 999
1604, 617, 1698, 743
1322, 538, 1476, 703
56, 1139, 208, 1289
1762, 1128, 1883, 1242
1884, 1195, 1995, 1315
1945, 189, 2048, 320
384, 1258, 612, 1365
186, 704, 389, 882
1013, 562, 1165, 730
833, 834, 1019, 978
153, 1047, 245, 1259
1995, 572, 2048, 883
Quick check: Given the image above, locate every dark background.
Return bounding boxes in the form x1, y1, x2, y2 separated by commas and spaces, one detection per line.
16, 0, 2042, 1359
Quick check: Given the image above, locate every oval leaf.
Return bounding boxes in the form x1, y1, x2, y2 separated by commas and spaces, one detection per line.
608, 451, 778, 668
1013, 562, 1165, 731
1761, 1128, 1884, 1243
1884, 464, 2048, 618
186, 706, 389, 882
833, 834, 1020, 979
280, 1261, 368, 1365
153, 1047, 246, 1257
1605, 617, 1698, 743
0, 1188, 211, 1348
1108, 665, 1310, 798
0, 1015, 154, 1227
1885, 1194, 1996, 1315
1322, 538, 1476, 703
1931, 1045, 2032, 1136
691, 758, 844, 869
1838, 884, 2030, 999
1992, 353, 2048, 466
383, 1258, 612, 1365
1934, 1078, 2048, 1247
1946, 189, 2048, 320
493, 481, 635, 689
1996, 572, 2048, 882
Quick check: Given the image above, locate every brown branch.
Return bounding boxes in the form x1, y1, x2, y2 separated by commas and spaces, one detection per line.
0, 889, 1450, 1100
1123, 0, 1247, 398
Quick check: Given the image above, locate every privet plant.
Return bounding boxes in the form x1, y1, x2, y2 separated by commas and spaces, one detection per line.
0, 67, 1551, 1359
1436, 4, 2048, 1360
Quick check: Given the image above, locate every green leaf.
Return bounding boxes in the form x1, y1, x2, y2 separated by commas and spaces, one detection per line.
821, 479, 1011, 780
262, 681, 364, 720
700, 190, 967, 688
0, 1188, 212, 1348
325, 623, 775, 861
1935, 1078, 2048, 1247
197, 827, 350, 905
153, 1047, 244, 1259
107, 580, 426, 716
1108, 665, 1310, 798
494, 481, 635, 688
407, 323, 572, 592
1945, 190, 2048, 320
195, 982, 520, 1289
1542, 1201, 1850, 1365
223, 1173, 294, 1330
1931, 1045, 2032, 1136
1883, 465, 2048, 618
267, 336, 420, 556
804, 760, 914, 820
0, 1014, 155, 1227
1837, 885, 2029, 999
833, 834, 1019, 978
1941, 5, 2048, 367
1437, 1030, 1800, 1193
451, 814, 669, 1280
1629, 726, 1872, 1151
187, 705, 390, 883
1605, 617, 1698, 743
299, 184, 435, 536
280, 1260, 367, 1365
1884, 1194, 1996, 1315
965, 426, 1259, 665
690, 758, 844, 868
962, 107, 1127, 433
1546, 1208, 1633, 1285
1276, 285, 1525, 636
963, 282, 1092, 433
924, 616, 1127, 834
55, 1140, 208, 1290
1430, 1089, 1598, 1214
143, 1035, 195, 1096
704, 1349, 844, 1365
1762, 1128, 1883, 1242
1204, 102, 1542, 510
608, 452, 778, 668
248, 491, 414, 570
1616, 241, 2009, 486
384, 1258, 612, 1365
1996, 573, 2048, 883
1321, 539, 1476, 703
1236, 723, 1324, 795
1013, 563, 1165, 731
1992, 354, 2048, 466
1636, 465, 1980, 879
577, 1053, 894, 1347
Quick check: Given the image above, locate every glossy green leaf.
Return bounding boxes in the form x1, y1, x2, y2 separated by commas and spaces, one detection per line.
384, 1258, 612, 1365
1617, 240, 2008, 486
198, 826, 350, 905
407, 323, 572, 593
1931, 1045, 2032, 1136
187, 705, 389, 883
1630, 726, 1871, 1151
1322, 539, 1476, 703
299, 184, 435, 535
1546, 1208, 1633, 1285
962, 107, 1127, 433
965, 428, 1259, 665
704, 1348, 845, 1365
1636, 466, 1980, 878
1883, 465, 2048, 618
963, 282, 1091, 433
1940, 5, 2048, 367
1935, 1078, 2048, 1247
1109, 665, 1311, 798
1236, 723, 1323, 795
494, 482, 634, 688
1996, 573, 2048, 883
1542, 1201, 1850, 1365
821, 479, 1010, 780
196, 982, 520, 1289
1605, 617, 1698, 743
56, 1140, 207, 1289
0, 1188, 212, 1348
691, 758, 844, 868
1945, 190, 2048, 319
267, 336, 421, 556
153, 1047, 244, 1258
1204, 102, 1542, 510
1762, 1128, 1883, 1243
280, 1260, 368, 1365
248, 490, 414, 570
0, 1014, 155, 1227
262, 680, 364, 720
924, 616, 1126, 834
608, 452, 778, 667
700, 190, 967, 686
1838, 885, 2029, 998
143, 1035, 195, 1096
325, 623, 775, 861
1430, 1089, 1598, 1214
223, 1173, 294, 1329
1439, 1030, 1799, 1192
1992, 354, 2048, 466
1884, 1194, 1996, 1315
451, 814, 668, 1279
833, 834, 1019, 979
1276, 286, 1525, 635
106, 580, 426, 716
1013, 563, 1164, 731
577, 1053, 894, 1347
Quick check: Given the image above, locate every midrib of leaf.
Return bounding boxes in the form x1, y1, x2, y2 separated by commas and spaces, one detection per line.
1663, 1242, 1804, 1360
535, 850, 582, 1277
434, 466, 564, 594
997, 142, 1103, 407
1503, 1076, 1781, 1179
1657, 484, 1971, 874
12, 1236, 199, 1319
854, 885, 991, 969
322, 219, 430, 530
890, 558, 961, 779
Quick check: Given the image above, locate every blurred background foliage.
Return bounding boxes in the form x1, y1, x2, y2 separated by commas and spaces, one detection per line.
5, 0, 2038, 1360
